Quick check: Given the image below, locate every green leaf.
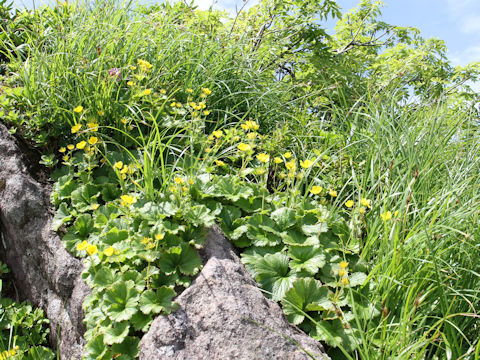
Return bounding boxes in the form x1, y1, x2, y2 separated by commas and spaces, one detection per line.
282, 278, 332, 325
131, 311, 153, 332
183, 204, 216, 227
52, 202, 73, 231
218, 205, 242, 231
84, 335, 112, 360
103, 321, 130, 345
160, 244, 202, 276
314, 319, 359, 352
104, 281, 139, 322
281, 229, 319, 246
74, 214, 95, 239
348, 272, 367, 287
271, 207, 297, 229
288, 246, 326, 274
209, 175, 254, 201
104, 227, 129, 245
93, 268, 121, 290
301, 222, 329, 236
247, 214, 282, 247
255, 253, 296, 300
122, 271, 146, 292
139, 287, 178, 315
111, 336, 140, 359
101, 183, 121, 202
71, 184, 99, 212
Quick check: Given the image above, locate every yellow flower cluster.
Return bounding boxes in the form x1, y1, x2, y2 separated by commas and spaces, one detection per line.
241, 120, 259, 131
137, 59, 153, 71
114, 161, 136, 179
0, 346, 19, 359
120, 194, 137, 207
338, 261, 349, 286
103, 246, 120, 257
76, 241, 98, 256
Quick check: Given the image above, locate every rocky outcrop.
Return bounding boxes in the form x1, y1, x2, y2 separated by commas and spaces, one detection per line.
140, 227, 330, 360
0, 122, 88, 360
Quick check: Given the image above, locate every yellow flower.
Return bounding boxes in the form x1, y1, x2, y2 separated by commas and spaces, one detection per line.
62, 155, 69, 161
120, 165, 129, 174
121, 118, 128, 125
91, 203, 100, 210
114, 161, 123, 169
73, 106, 83, 113
274, 157, 282, 164
71, 124, 82, 134
170, 102, 176, 107
130, 65, 137, 71
76, 240, 88, 251
360, 198, 371, 209
76, 141, 87, 150
300, 159, 314, 169
120, 194, 137, 206
256, 153, 270, 163
359, 207, 366, 214
67, 144, 75, 150
329, 189, 337, 197
137, 59, 153, 71
338, 269, 347, 277
283, 152, 292, 159
203, 110, 211, 116
394, 210, 399, 218
104, 247, 114, 257
127, 81, 134, 86
199, 102, 206, 109
160, 89, 166, 94
97, 110, 104, 116
310, 186, 322, 195
86, 244, 98, 256
88, 136, 98, 145
174, 177, 184, 184
238, 143, 251, 152
241, 120, 259, 131
339, 261, 348, 269
341, 277, 349, 286
381, 211, 392, 221
256, 168, 266, 175
246, 132, 257, 140
205, 147, 211, 153
59, 147, 66, 153
285, 160, 296, 171
201, 87, 212, 95
212, 130, 223, 138
141, 89, 152, 96
87, 122, 99, 131
215, 160, 225, 166
345, 200, 354, 208
155, 233, 164, 241
187, 88, 193, 93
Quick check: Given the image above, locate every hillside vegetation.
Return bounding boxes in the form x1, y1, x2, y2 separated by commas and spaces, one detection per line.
0, 0, 479, 359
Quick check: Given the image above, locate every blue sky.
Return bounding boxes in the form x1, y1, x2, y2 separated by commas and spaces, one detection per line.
11, 0, 480, 68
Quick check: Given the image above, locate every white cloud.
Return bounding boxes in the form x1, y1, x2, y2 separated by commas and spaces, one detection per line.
460, 16, 480, 34
450, 44, 480, 66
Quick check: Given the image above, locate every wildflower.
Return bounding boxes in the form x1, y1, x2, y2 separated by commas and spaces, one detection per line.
201, 87, 212, 95
241, 120, 259, 131
129, 66, 136, 71
247, 132, 257, 140
160, 89, 166, 94
120, 165, 129, 174
76, 240, 88, 251
62, 155, 69, 162
338, 269, 347, 277
283, 152, 292, 159
256, 153, 270, 163
310, 186, 322, 195
91, 203, 100, 210
187, 88, 193, 93
345, 200, 354, 208
329, 189, 337, 197
137, 59, 153, 71
256, 168, 266, 175
285, 160, 296, 171
274, 157, 282, 164
360, 198, 371, 209
359, 207, 366, 214
67, 144, 75, 150
59, 147, 66, 153
127, 81, 134, 86
120, 194, 137, 207
170, 102, 176, 107
341, 277, 349, 286
381, 211, 392, 221
205, 147, 211, 153
300, 159, 314, 169
394, 210, 399, 218
141, 89, 152, 96
76, 141, 87, 150
73, 106, 83, 113
155, 233, 164, 241
339, 261, 348, 269
97, 111, 104, 116
86, 244, 98, 256
199, 102, 206, 109
212, 130, 223, 138
88, 136, 98, 145
71, 124, 82, 134
104, 247, 114, 257
108, 67, 121, 80
215, 160, 225, 166
114, 161, 123, 170
121, 118, 128, 125
238, 143, 251, 152
174, 177, 184, 185
87, 122, 99, 131
203, 110, 211, 116
128, 165, 136, 175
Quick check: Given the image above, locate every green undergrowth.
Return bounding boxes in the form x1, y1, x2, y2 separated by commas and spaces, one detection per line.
0, 0, 479, 359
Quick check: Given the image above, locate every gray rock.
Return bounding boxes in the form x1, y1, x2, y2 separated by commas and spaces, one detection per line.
0, 122, 88, 360
140, 227, 330, 360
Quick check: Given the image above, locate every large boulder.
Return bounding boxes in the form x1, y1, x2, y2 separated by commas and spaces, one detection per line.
0, 122, 88, 359
140, 227, 330, 360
